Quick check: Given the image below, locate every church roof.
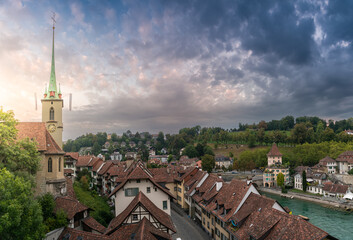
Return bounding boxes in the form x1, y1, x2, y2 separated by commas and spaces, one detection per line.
16, 122, 64, 154
44, 26, 60, 99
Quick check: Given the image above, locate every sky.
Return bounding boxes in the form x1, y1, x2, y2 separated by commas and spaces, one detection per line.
1, 0, 353, 140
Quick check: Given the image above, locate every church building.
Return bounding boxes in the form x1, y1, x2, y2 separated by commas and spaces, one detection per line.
16, 22, 66, 196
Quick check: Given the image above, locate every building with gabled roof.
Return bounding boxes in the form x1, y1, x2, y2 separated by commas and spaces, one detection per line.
263, 143, 289, 187
108, 217, 172, 240
106, 191, 176, 236
108, 161, 175, 216
227, 193, 337, 240
336, 151, 353, 174
55, 196, 90, 229
16, 122, 66, 196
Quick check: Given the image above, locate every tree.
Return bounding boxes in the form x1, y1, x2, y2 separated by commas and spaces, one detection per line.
0, 168, 45, 239
302, 171, 307, 192
38, 193, 67, 232
348, 169, 353, 175
203, 145, 215, 156
168, 154, 173, 163
0, 109, 41, 185
92, 141, 101, 156
277, 173, 284, 187
182, 145, 198, 158
201, 154, 215, 173
195, 143, 205, 157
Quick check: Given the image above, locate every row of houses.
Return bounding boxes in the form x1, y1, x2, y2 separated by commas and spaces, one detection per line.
63, 152, 337, 239
172, 166, 336, 240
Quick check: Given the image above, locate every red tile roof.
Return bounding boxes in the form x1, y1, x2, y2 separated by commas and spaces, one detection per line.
229, 193, 333, 240
336, 151, 353, 163
58, 227, 110, 240
16, 122, 64, 154
323, 183, 348, 194
81, 216, 106, 234
109, 217, 172, 240
319, 156, 336, 165
65, 152, 79, 160
76, 156, 92, 167
207, 179, 250, 222
65, 177, 76, 198
55, 196, 89, 219
109, 162, 175, 199
267, 143, 282, 157
106, 191, 176, 235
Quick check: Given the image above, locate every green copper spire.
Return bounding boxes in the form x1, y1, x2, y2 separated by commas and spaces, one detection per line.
45, 26, 59, 99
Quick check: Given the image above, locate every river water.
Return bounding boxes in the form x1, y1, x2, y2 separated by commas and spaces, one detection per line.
262, 192, 353, 240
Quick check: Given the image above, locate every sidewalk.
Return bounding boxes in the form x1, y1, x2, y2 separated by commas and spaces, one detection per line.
259, 187, 353, 210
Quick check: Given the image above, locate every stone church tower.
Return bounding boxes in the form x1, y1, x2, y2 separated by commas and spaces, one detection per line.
41, 23, 63, 148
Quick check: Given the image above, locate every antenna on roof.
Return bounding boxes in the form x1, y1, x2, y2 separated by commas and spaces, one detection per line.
34, 93, 37, 110
69, 93, 72, 111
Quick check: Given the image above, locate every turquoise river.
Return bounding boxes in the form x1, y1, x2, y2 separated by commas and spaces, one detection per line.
262, 192, 353, 240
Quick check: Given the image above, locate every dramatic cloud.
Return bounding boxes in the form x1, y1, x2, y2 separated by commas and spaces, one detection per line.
1, 0, 353, 140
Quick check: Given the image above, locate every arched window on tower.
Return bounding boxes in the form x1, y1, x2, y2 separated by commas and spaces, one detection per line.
50, 107, 54, 120
48, 158, 53, 172
59, 157, 61, 172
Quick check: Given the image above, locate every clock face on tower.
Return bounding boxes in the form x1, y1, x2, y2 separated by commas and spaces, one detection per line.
48, 124, 56, 133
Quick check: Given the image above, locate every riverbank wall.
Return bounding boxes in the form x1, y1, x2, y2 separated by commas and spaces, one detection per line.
259, 187, 353, 211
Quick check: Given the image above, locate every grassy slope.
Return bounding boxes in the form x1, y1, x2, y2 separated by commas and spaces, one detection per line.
73, 182, 113, 226
210, 143, 270, 159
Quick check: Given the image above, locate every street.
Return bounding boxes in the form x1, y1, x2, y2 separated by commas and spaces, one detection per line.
171, 208, 211, 240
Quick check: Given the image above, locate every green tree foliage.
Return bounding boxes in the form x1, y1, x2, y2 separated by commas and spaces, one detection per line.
195, 143, 205, 156
0, 109, 41, 185
348, 169, 353, 175
38, 193, 67, 232
302, 171, 307, 192
277, 173, 284, 187
204, 145, 215, 156
201, 154, 215, 173
182, 145, 199, 158
0, 168, 45, 239
92, 142, 101, 156
74, 181, 113, 227
238, 149, 268, 170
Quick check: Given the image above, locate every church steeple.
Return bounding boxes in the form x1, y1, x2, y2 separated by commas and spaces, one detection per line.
44, 24, 60, 99
41, 13, 64, 149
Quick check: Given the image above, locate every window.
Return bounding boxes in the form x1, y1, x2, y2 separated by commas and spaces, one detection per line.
137, 179, 140, 183
125, 188, 139, 197
49, 108, 54, 120
212, 217, 214, 226
48, 158, 52, 172
177, 196, 181, 201
216, 228, 220, 237
132, 214, 138, 221
147, 187, 151, 193
207, 222, 210, 229
163, 200, 168, 210
203, 218, 205, 224
155, 187, 157, 192
178, 187, 182, 192
174, 187, 177, 191
59, 158, 61, 172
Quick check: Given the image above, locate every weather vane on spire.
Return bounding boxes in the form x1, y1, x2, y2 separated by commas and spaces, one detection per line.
51, 11, 56, 29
